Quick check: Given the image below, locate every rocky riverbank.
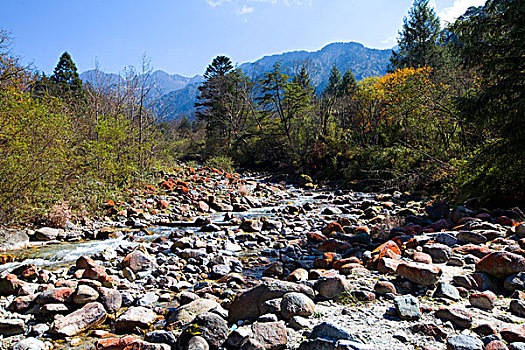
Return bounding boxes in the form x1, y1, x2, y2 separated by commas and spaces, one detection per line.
1, 164, 525, 350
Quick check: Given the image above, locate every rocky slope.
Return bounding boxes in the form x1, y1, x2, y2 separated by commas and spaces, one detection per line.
1, 165, 525, 350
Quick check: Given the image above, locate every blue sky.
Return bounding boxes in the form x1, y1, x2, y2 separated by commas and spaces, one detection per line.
1, 0, 485, 77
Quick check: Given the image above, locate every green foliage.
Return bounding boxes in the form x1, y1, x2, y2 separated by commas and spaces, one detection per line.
51, 51, 85, 101
389, 0, 442, 71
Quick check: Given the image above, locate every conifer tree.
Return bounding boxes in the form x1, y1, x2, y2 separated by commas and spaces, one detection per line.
389, 0, 441, 71
51, 52, 84, 99
339, 69, 357, 95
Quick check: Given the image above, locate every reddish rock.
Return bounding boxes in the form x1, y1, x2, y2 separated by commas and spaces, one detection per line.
413, 251, 432, 264
51, 302, 107, 337
374, 281, 396, 295
476, 251, 525, 279
430, 219, 449, 231
0, 274, 24, 295
377, 257, 400, 274
485, 340, 509, 350
96, 336, 166, 350
307, 232, 328, 242
373, 240, 401, 258
36, 287, 74, 304
452, 272, 498, 291
317, 239, 350, 253
333, 257, 361, 270
396, 261, 441, 286
469, 291, 497, 310
501, 326, 525, 343
321, 222, 344, 236
453, 244, 493, 258
157, 200, 169, 210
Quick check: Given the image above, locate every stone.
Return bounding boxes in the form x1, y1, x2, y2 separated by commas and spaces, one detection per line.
251, 321, 288, 350
476, 252, 525, 279
469, 291, 496, 310
510, 299, 525, 317
136, 292, 159, 306
240, 219, 263, 232
176, 312, 228, 350
501, 326, 525, 343
258, 313, 279, 322
12, 338, 46, 350
509, 344, 525, 350
446, 335, 483, 350
280, 292, 315, 319
309, 322, 358, 342
335, 340, 376, 350
315, 275, 352, 299
228, 279, 314, 323
298, 338, 335, 350
433, 282, 460, 301
435, 307, 472, 329
374, 281, 396, 295
0, 319, 26, 336
34, 227, 60, 241
226, 327, 253, 348
145, 330, 177, 347
396, 261, 441, 286
50, 302, 107, 337
73, 284, 99, 304
123, 249, 158, 272
457, 231, 488, 245
263, 262, 284, 277
452, 273, 498, 291
287, 268, 309, 282
485, 341, 509, 350
114, 306, 156, 332
505, 272, 525, 291
394, 295, 421, 320
35, 287, 74, 304
97, 287, 122, 314
0, 230, 30, 251
188, 336, 210, 350
96, 336, 169, 350
168, 298, 220, 325
0, 273, 24, 295
423, 243, 451, 263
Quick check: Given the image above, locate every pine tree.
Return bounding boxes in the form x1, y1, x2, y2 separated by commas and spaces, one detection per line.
324, 64, 342, 97
51, 52, 84, 99
339, 69, 357, 95
389, 0, 441, 71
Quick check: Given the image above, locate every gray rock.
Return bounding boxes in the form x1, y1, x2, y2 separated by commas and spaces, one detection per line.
239, 219, 263, 232
50, 302, 107, 337
435, 307, 472, 329
335, 340, 376, 350
423, 243, 451, 263
394, 295, 421, 320
114, 306, 156, 332
432, 232, 458, 246
73, 284, 99, 304
123, 249, 158, 272
457, 231, 487, 245
280, 292, 315, 320
289, 316, 311, 330
0, 318, 26, 336
434, 282, 460, 301
188, 336, 210, 350
446, 335, 483, 350
505, 272, 525, 291
309, 322, 358, 342
168, 298, 221, 325
226, 326, 253, 348
12, 338, 46, 350
258, 313, 279, 322
510, 343, 525, 350
176, 312, 228, 350
298, 338, 335, 350
145, 330, 177, 346
97, 287, 122, 314
136, 292, 159, 306
34, 227, 60, 241
0, 230, 30, 251
510, 299, 525, 317
228, 279, 314, 323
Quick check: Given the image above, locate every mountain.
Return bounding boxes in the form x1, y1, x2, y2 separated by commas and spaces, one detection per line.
239, 42, 391, 92
80, 42, 392, 121
80, 70, 204, 96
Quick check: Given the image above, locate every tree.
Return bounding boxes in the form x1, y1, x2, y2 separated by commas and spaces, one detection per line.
450, 0, 525, 205
389, 0, 441, 70
51, 52, 84, 99
339, 69, 357, 95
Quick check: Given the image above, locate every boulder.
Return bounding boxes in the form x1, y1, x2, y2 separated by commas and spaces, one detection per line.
34, 227, 60, 241
280, 292, 315, 320
476, 252, 525, 279
396, 262, 441, 286
0, 319, 26, 336
168, 298, 221, 325
114, 306, 156, 332
394, 295, 421, 320
50, 302, 107, 337
315, 275, 351, 299
435, 307, 472, 329
176, 312, 228, 350
97, 287, 122, 314
446, 335, 483, 350
123, 248, 158, 272
228, 279, 314, 323
251, 321, 288, 350
0, 230, 30, 251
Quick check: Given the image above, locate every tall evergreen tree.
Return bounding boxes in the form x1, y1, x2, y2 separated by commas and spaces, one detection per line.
389, 0, 441, 71
324, 64, 342, 97
51, 52, 84, 99
339, 69, 357, 95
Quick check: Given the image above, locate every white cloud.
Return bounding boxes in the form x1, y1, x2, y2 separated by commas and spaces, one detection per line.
237, 4, 255, 14
438, 0, 486, 24
205, 0, 231, 7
